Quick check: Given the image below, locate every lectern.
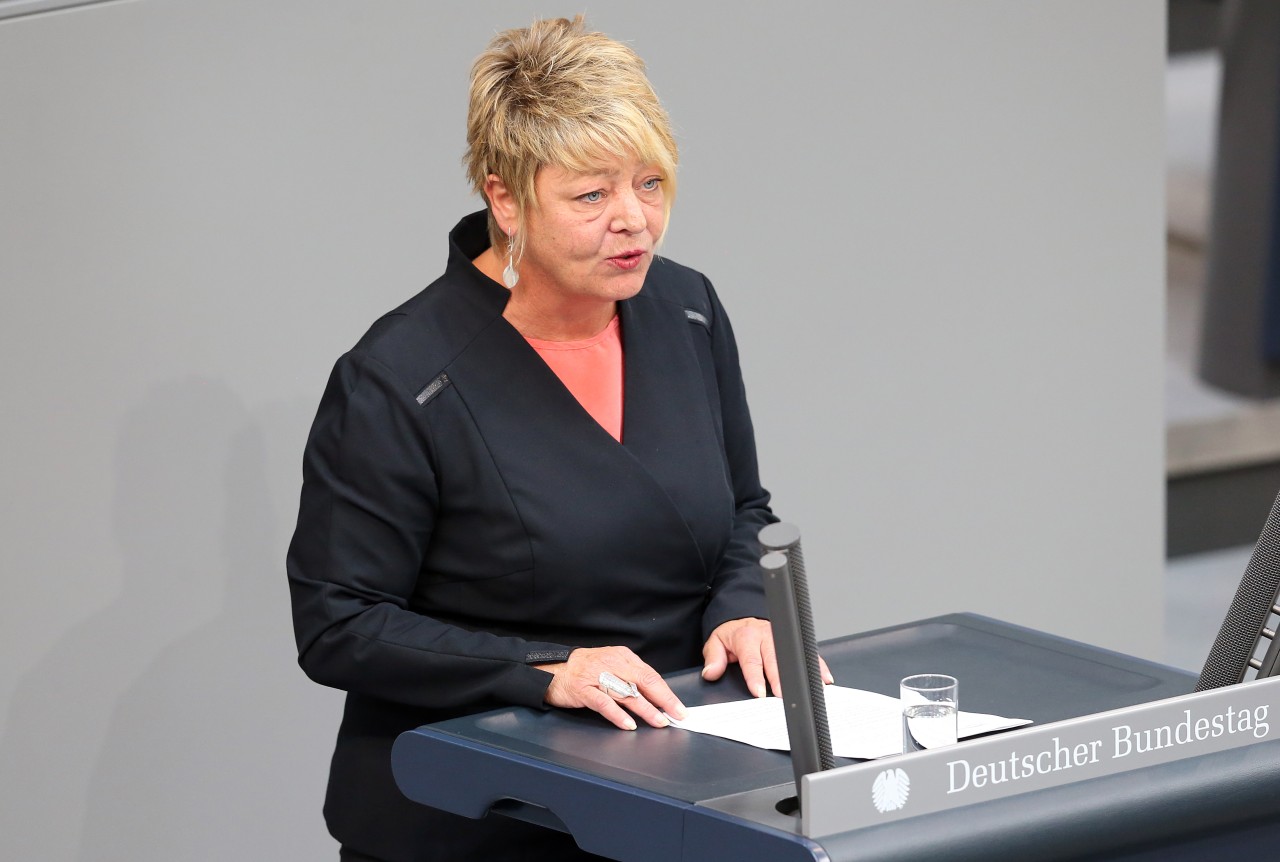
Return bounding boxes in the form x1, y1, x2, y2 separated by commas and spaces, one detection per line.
392, 614, 1280, 861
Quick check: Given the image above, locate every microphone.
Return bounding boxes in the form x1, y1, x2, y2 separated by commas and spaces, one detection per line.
1195, 490, 1280, 691
758, 523, 835, 808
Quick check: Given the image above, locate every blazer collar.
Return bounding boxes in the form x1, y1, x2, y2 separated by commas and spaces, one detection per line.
439, 211, 511, 322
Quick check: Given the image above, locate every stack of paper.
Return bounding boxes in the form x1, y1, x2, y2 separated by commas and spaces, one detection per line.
666, 685, 1029, 760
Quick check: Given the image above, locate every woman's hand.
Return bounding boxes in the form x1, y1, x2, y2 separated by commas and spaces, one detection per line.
702, 617, 834, 698
535, 646, 687, 731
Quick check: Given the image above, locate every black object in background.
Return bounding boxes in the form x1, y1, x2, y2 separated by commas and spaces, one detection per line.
1196, 489, 1280, 689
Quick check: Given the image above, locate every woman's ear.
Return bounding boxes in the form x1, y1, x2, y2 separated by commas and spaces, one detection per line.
484, 174, 518, 235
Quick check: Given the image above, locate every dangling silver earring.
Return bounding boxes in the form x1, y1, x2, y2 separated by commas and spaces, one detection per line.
502, 231, 519, 289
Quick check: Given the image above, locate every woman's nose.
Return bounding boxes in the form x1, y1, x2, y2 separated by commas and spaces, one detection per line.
611, 189, 644, 233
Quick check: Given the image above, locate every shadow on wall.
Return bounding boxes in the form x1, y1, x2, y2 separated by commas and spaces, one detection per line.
0, 378, 340, 861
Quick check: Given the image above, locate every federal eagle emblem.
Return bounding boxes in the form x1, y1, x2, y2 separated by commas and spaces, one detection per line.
871, 767, 910, 812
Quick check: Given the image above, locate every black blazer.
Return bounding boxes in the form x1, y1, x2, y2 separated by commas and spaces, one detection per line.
287, 212, 775, 860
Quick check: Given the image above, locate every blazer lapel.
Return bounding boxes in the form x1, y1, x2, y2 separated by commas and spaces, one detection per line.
618, 293, 734, 574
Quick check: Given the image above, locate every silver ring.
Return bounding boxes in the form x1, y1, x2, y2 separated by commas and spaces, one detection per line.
599, 671, 639, 699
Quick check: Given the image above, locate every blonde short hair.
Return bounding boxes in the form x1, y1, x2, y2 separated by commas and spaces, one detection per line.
465, 16, 679, 251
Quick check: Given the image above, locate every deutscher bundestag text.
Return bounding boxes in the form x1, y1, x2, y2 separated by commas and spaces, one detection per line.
948, 704, 1269, 794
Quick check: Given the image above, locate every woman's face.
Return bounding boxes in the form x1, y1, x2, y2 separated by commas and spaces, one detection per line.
517, 153, 667, 307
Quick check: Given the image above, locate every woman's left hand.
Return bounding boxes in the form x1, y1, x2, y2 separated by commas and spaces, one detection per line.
702, 617, 834, 698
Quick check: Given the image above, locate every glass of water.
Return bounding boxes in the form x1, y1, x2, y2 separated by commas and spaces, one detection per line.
901, 674, 958, 753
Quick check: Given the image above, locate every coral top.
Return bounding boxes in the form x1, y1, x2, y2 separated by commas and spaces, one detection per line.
524, 315, 624, 441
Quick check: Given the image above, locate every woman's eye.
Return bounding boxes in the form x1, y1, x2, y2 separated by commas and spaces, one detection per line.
580, 190, 604, 203
641, 177, 661, 191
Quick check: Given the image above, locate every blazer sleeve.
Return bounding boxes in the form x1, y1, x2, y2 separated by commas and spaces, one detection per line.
698, 277, 778, 640
286, 349, 568, 711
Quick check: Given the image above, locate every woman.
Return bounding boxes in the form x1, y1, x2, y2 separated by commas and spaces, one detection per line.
288, 17, 803, 861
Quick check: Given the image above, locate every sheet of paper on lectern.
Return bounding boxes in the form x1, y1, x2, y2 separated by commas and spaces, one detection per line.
665, 685, 1030, 760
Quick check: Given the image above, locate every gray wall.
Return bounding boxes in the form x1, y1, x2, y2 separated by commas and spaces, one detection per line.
0, 1, 1162, 858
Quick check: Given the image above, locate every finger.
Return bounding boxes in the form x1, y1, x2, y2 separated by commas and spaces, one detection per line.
737, 648, 768, 699
701, 636, 729, 683
621, 693, 673, 728
598, 676, 671, 727
633, 665, 686, 721
728, 623, 770, 699
582, 686, 638, 731
819, 655, 834, 685
760, 635, 782, 698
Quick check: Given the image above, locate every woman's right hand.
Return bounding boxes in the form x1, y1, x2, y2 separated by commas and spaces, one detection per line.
535, 646, 687, 731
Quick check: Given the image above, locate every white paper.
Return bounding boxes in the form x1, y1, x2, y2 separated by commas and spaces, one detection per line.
666, 685, 1030, 760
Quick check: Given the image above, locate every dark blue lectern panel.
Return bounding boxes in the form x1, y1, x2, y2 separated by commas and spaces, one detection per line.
394, 614, 1212, 861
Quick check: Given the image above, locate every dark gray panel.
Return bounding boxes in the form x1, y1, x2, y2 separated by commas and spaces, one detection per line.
1168, 462, 1280, 555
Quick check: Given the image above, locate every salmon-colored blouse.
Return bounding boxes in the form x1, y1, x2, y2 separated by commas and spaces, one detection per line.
524, 315, 624, 441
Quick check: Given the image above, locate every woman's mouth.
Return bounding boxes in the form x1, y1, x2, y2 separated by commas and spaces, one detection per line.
608, 250, 645, 271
